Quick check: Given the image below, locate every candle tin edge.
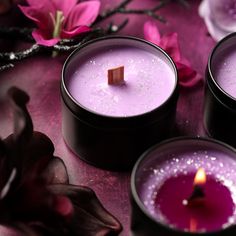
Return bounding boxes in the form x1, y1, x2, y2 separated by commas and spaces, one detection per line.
61, 35, 179, 124
206, 32, 236, 108
204, 32, 236, 147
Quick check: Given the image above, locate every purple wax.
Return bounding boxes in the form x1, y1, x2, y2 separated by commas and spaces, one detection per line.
212, 36, 236, 98
155, 173, 234, 232
135, 138, 236, 233
65, 39, 176, 117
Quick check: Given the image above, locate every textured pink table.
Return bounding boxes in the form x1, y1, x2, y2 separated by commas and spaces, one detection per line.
0, 1, 216, 235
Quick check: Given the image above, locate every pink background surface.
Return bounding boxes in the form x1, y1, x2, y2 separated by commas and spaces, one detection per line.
0, 1, 216, 235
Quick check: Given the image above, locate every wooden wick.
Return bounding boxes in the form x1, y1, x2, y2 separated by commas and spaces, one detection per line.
183, 185, 205, 207
108, 66, 124, 85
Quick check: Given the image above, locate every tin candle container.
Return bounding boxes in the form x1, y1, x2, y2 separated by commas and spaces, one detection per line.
131, 137, 236, 235
61, 36, 178, 171
204, 33, 236, 147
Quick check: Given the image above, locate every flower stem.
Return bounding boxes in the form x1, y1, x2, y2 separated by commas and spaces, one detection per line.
52, 11, 64, 39
51, 11, 64, 57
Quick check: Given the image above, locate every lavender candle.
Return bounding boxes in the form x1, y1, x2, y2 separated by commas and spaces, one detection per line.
67, 42, 175, 117
61, 36, 178, 170
212, 39, 236, 98
204, 33, 236, 147
131, 138, 236, 235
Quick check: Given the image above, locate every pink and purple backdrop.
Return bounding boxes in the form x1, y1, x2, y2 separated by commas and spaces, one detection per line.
0, 1, 216, 235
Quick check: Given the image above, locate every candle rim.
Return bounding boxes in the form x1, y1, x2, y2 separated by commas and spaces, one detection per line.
61, 35, 178, 119
208, 32, 236, 104
131, 136, 236, 235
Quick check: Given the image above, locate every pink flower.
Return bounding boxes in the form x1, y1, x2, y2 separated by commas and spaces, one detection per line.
143, 21, 203, 89
19, 0, 100, 46
199, 0, 236, 41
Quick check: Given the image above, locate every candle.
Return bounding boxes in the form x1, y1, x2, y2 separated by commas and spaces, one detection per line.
131, 137, 236, 235
65, 38, 175, 117
61, 36, 178, 170
212, 39, 236, 98
204, 33, 236, 147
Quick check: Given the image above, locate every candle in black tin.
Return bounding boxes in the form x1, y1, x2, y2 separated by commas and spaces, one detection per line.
61, 36, 178, 171
131, 137, 236, 236
204, 33, 236, 147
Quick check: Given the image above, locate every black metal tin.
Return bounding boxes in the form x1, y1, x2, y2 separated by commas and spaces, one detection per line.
61, 36, 178, 171
131, 137, 236, 236
204, 33, 236, 147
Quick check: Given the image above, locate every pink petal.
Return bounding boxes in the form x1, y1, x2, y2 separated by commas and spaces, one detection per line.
179, 56, 191, 67
42, 157, 69, 185
26, 0, 54, 10
32, 29, 59, 46
61, 25, 91, 38
18, 5, 54, 30
49, 184, 123, 235
143, 21, 202, 89
54, 195, 74, 217
176, 62, 203, 88
209, 0, 236, 32
64, 1, 100, 32
159, 33, 181, 62
199, 0, 230, 41
143, 21, 161, 45
51, 0, 77, 17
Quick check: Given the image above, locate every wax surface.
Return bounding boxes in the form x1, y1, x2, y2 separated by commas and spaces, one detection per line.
212, 43, 236, 98
67, 45, 175, 117
136, 140, 236, 232
155, 173, 234, 232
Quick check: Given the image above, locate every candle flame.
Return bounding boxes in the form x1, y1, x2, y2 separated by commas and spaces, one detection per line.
194, 167, 206, 185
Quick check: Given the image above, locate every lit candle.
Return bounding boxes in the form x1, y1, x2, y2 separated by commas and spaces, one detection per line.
131, 137, 236, 235
204, 33, 236, 147
182, 167, 206, 207
61, 36, 178, 170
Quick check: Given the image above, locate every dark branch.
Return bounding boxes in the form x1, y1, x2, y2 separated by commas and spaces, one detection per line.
116, 8, 166, 23
0, 27, 34, 42
0, 0, 189, 71
94, 0, 132, 24
177, 0, 190, 8
0, 20, 130, 63
94, 0, 170, 24
0, 63, 14, 72
0, 44, 41, 61
105, 19, 129, 34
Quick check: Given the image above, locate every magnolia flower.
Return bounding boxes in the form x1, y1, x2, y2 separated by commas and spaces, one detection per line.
0, 87, 122, 236
144, 21, 203, 89
199, 0, 236, 41
19, 0, 100, 46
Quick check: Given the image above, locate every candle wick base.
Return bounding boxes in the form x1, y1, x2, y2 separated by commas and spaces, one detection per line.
108, 66, 125, 85
183, 185, 205, 207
